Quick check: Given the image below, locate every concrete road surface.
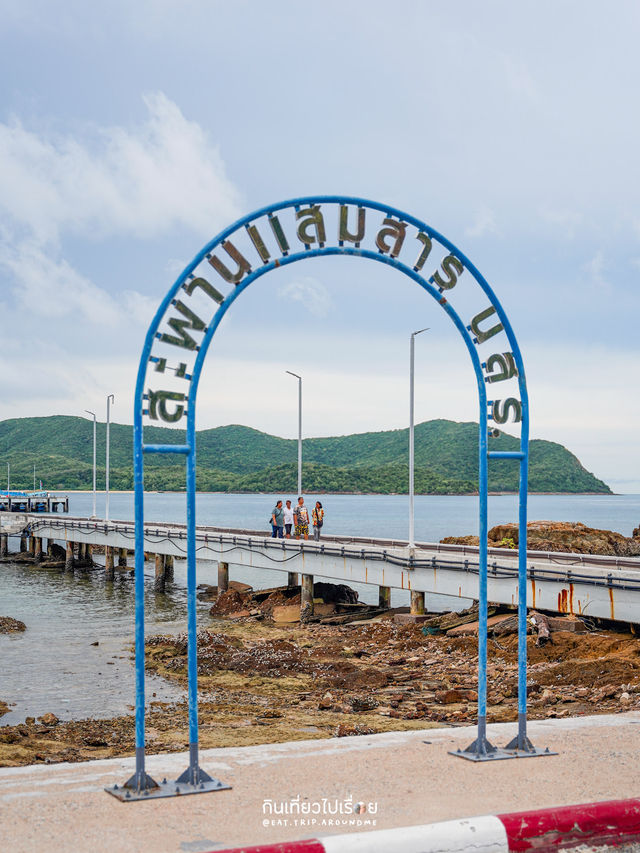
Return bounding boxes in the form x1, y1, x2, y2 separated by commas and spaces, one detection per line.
1, 712, 639, 853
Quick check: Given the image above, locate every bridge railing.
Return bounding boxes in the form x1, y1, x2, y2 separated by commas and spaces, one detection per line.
22, 514, 640, 596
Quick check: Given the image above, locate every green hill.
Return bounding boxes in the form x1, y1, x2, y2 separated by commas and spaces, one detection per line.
0, 416, 612, 495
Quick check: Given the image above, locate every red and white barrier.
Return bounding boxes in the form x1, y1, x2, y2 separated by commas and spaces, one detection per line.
213, 797, 640, 853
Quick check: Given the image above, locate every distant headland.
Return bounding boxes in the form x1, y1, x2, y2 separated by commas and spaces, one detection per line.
0, 416, 611, 496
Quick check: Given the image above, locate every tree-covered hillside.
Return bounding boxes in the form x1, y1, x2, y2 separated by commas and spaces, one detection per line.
0, 416, 612, 494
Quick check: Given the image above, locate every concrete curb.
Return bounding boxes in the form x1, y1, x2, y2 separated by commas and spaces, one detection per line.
213, 798, 640, 853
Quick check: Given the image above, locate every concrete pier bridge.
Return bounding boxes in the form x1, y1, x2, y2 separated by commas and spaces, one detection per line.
7, 513, 640, 625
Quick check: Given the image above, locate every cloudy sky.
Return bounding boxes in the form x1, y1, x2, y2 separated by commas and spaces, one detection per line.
1, 1, 639, 490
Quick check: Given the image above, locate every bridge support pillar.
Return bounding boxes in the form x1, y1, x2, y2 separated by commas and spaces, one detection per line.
0, 534, 7, 557
379, 585, 391, 610
164, 554, 174, 582
118, 548, 128, 567
86, 544, 93, 566
287, 572, 299, 588
155, 554, 165, 592
34, 537, 42, 564
28, 536, 35, 556
20, 533, 27, 553
217, 561, 229, 595
301, 574, 314, 621
105, 546, 114, 581
65, 541, 74, 572
410, 590, 425, 616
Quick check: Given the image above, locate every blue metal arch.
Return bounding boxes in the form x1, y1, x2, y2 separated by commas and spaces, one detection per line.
129, 196, 533, 792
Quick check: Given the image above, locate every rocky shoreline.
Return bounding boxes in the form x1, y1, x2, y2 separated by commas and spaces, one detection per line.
1, 611, 639, 767
442, 520, 640, 556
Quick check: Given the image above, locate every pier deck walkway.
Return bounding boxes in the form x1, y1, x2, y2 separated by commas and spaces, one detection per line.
16, 514, 640, 623
1, 711, 638, 853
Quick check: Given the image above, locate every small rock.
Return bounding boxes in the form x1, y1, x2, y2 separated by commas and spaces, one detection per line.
435, 689, 464, 704
38, 713, 59, 726
334, 723, 374, 737
349, 696, 379, 712
84, 736, 108, 747
90, 641, 99, 646
620, 692, 631, 705
0, 731, 22, 744
25, 716, 35, 725
318, 692, 333, 710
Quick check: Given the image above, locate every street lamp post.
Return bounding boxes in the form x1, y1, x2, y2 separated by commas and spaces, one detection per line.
105, 395, 115, 521
85, 410, 97, 518
409, 327, 429, 549
286, 371, 302, 495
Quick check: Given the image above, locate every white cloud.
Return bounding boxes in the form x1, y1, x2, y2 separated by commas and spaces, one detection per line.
0, 92, 241, 379
582, 250, 610, 293
277, 276, 334, 319
539, 207, 583, 239
0, 92, 241, 244
464, 206, 499, 239
0, 240, 120, 324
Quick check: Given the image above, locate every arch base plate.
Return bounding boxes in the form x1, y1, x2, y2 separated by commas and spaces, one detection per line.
450, 744, 557, 762
105, 777, 231, 801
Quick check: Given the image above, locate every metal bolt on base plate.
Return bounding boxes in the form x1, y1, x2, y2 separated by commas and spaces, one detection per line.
105, 777, 231, 802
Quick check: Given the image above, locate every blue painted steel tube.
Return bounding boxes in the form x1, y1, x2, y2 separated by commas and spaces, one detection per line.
487, 451, 525, 460
143, 444, 190, 455
477, 408, 489, 745
517, 404, 530, 747
185, 415, 199, 755
133, 416, 145, 760
132, 359, 149, 786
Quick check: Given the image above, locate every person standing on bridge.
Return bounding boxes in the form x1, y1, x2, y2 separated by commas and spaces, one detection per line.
294, 496, 309, 540
283, 499, 294, 538
312, 501, 324, 541
270, 500, 284, 538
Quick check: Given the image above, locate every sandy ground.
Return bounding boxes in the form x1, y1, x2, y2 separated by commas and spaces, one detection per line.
0, 712, 639, 853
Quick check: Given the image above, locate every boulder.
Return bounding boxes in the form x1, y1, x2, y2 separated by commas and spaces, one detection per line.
47, 543, 66, 561
313, 582, 358, 604
0, 617, 26, 633
442, 521, 640, 557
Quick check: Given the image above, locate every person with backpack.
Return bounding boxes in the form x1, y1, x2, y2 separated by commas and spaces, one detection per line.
270, 500, 284, 538
312, 501, 324, 541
